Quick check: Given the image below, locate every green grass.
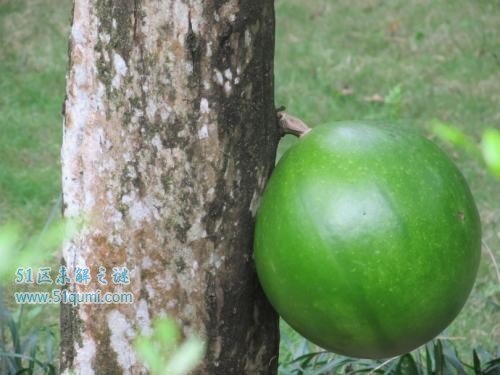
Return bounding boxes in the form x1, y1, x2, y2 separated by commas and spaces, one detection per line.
275, 0, 500, 359
0, 0, 498, 370
0, 1, 71, 370
0, 0, 69, 230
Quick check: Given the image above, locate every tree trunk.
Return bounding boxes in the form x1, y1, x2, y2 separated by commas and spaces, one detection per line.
60, 0, 279, 373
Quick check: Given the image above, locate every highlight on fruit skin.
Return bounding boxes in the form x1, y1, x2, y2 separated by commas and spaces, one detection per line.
254, 118, 481, 359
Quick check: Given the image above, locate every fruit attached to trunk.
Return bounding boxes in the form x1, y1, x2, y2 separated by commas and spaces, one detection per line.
254, 121, 481, 358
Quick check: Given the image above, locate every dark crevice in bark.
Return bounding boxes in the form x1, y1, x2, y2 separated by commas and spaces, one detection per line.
96, 0, 135, 62
132, 0, 141, 43
59, 303, 76, 373
202, 0, 280, 373
59, 271, 80, 373
92, 313, 121, 375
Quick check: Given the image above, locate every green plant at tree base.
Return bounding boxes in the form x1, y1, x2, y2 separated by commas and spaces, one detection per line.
280, 322, 500, 375
0, 219, 69, 374
0, 304, 58, 375
0, 220, 69, 283
134, 317, 205, 375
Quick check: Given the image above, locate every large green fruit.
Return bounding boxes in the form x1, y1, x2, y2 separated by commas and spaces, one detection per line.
254, 122, 481, 359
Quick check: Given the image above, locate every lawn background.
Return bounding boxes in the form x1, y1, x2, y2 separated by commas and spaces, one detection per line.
0, 0, 498, 366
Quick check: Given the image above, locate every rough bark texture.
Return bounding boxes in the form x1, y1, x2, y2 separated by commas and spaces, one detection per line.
60, 0, 279, 373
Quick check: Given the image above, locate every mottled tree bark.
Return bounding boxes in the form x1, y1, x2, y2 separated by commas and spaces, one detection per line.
60, 0, 279, 373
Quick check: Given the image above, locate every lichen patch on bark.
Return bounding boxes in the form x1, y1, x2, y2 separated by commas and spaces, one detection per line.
107, 310, 138, 371
74, 336, 96, 375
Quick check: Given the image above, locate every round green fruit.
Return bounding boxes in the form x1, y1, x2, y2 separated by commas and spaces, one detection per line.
254, 121, 481, 359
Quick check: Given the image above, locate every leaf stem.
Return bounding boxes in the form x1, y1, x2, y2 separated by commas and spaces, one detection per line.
277, 111, 312, 138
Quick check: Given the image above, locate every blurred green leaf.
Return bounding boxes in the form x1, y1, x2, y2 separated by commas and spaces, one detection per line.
385, 84, 403, 119
165, 337, 205, 375
426, 342, 435, 375
441, 340, 467, 375
415, 31, 425, 41
434, 340, 445, 375
483, 357, 500, 375
134, 336, 163, 375
430, 120, 481, 160
473, 349, 482, 375
395, 354, 419, 375
386, 84, 402, 106
0, 218, 79, 282
481, 128, 500, 179
152, 317, 179, 349
476, 345, 494, 363
134, 317, 205, 375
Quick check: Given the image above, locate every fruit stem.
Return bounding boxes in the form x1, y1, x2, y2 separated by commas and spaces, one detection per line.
277, 111, 312, 138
